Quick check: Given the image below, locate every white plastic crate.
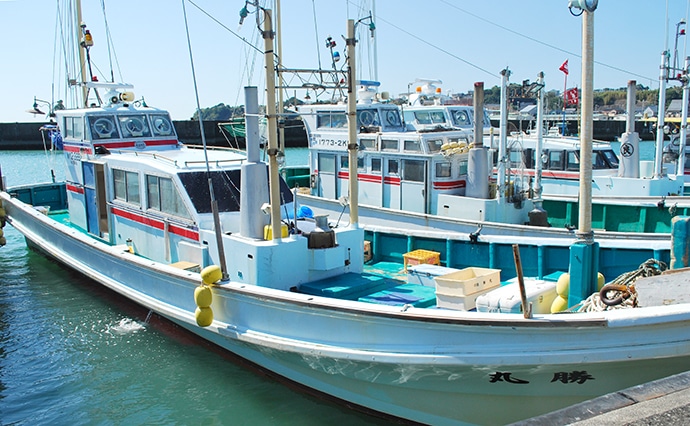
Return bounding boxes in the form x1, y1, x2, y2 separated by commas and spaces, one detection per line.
434, 267, 501, 296
407, 264, 459, 287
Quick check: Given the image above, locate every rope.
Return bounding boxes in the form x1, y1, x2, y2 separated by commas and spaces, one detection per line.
574, 259, 668, 312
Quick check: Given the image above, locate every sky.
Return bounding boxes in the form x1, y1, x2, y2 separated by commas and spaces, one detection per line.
1, 0, 689, 123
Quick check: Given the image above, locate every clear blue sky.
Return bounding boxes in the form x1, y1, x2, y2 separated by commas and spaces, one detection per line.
1, 0, 689, 123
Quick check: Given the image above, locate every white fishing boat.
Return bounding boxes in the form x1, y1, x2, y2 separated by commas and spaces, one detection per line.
297, 67, 690, 236
3, 3, 690, 425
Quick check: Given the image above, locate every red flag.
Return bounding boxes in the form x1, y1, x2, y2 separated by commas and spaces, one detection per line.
565, 87, 579, 105
559, 59, 569, 75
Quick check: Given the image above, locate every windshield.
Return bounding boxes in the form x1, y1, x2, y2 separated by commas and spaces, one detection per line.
178, 170, 293, 213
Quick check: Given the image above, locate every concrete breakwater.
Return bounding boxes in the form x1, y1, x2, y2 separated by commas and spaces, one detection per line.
0, 119, 308, 150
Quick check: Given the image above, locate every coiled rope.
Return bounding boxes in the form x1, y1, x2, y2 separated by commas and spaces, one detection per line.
575, 259, 668, 312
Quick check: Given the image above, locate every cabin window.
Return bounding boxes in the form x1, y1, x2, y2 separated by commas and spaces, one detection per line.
360, 138, 377, 150
548, 151, 565, 170
388, 159, 399, 174
64, 116, 84, 139
150, 114, 174, 137
113, 169, 141, 206
147, 175, 190, 219
566, 152, 580, 171
458, 160, 468, 175
88, 115, 118, 140
318, 154, 336, 173
600, 150, 619, 168
451, 110, 471, 126
592, 152, 612, 169
371, 158, 382, 173
384, 109, 401, 127
404, 140, 422, 152
358, 157, 366, 171
357, 109, 380, 127
381, 139, 399, 151
316, 111, 346, 128
403, 160, 425, 182
340, 156, 349, 169
509, 150, 523, 168
119, 115, 152, 138
412, 111, 445, 125
436, 162, 451, 178
426, 139, 443, 153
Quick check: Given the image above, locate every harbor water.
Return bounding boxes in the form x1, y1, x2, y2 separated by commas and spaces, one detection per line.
0, 141, 658, 425
0, 148, 390, 426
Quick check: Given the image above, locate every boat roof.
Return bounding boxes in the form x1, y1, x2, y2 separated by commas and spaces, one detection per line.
102, 145, 246, 175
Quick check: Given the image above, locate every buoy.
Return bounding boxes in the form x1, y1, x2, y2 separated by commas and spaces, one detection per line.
556, 273, 570, 297
597, 272, 605, 291
550, 295, 568, 313
0, 236, 5, 246
201, 265, 222, 284
195, 307, 213, 327
194, 284, 212, 308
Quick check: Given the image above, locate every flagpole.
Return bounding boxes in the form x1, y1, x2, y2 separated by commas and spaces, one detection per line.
560, 60, 568, 135
562, 75, 567, 135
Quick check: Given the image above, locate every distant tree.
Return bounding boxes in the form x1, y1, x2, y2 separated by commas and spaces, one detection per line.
191, 103, 244, 121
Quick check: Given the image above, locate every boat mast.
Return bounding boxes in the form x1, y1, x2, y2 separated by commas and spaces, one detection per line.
276, 0, 286, 154
534, 71, 544, 205
346, 19, 359, 225
263, 9, 283, 240
498, 68, 510, 201
677, 56, 689, 177
76, 0, 88, 106
654, 51, 669, 178
568, 0, 599, 307
578, 10, 594, 239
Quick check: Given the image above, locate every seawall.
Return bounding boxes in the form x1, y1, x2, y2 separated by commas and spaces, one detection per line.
0, 119, 308, 150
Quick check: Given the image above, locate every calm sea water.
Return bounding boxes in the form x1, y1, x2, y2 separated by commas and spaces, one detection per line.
0, 148, 391, 426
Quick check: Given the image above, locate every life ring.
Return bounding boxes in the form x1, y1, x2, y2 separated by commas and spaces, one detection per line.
599, 283, 635, 306
93, 118, 115, 138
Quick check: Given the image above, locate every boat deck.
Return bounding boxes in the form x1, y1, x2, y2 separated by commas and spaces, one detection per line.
299, 261, 439, 308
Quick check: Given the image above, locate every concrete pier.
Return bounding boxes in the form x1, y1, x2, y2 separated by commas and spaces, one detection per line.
0, 119, 308, 150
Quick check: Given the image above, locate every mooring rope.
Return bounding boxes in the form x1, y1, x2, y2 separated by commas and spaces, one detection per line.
575, 259, 668, 312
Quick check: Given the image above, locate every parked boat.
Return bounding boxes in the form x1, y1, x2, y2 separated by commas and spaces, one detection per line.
4, 5, 690, 425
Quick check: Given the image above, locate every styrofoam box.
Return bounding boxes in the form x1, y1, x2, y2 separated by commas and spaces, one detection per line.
475, 279, 558, 314
434, 267, 501, 296
436, 285, 498, 311
407, 264, 460, 287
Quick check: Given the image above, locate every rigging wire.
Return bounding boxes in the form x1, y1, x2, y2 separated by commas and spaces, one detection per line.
99, 0, 123, 83
373, 12, 497, 80
311, 0, 323, 70
436, 0, 655, 82
186, 0, 262, 54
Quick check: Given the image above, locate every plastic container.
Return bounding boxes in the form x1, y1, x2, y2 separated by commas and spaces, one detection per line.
434, 267, 501, 296
475, 279, 558, 314
403, 249, 441, 271
407, 264, 459, 287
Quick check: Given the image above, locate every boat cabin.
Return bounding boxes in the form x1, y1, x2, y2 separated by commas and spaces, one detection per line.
55, 91, 295, 268
299, 102, 474, 215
